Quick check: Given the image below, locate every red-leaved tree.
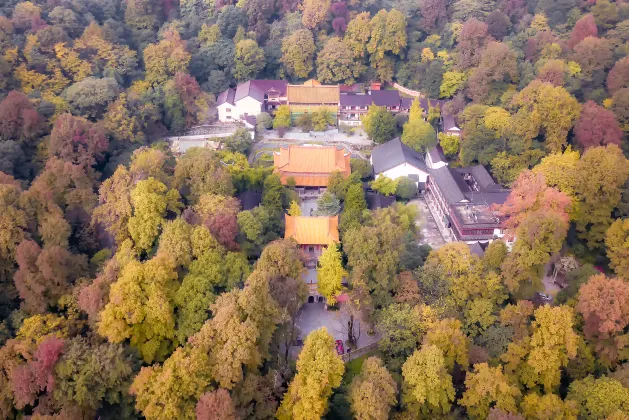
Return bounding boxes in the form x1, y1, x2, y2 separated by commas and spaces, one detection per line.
196, 389, 236, 420
497, 170, 572, 232
0, 91, 43, 143
574, 101, 623, 150
456, 19, 492, 69
10, 335, 65, 409
607, 56, 629, 95
576, 274, 629, 364
48, 114, 108, 169
568, 14, 598, 49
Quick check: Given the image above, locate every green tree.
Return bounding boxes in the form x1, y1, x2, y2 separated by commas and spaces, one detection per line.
376, 304, 431, 369
53, 338, 136, 412
511, 80, 581, 152
396, 177, 417, 199
362, 105, 397, 143
277, 327, 345, 420
402, 344, 455, 415
438, 133, 459, 157
281, 29, 316, 79
401, 118, 437, 152
567, 376, 629, 419
288, 200, 302, 216
174, 148, 234, 203
605, 218, 629, 277
350, 158, 373, 179
311, 108, 334, 131
273, 105, 292, 129
316, 37, 364, 85
340, 183, 367, 232
348, 357, 397, 420
296, 113, 313, 132
131, 346, 212, 420
98, 255, 179, 363
234, 39, 265, 81
574, 145, 629, 249
256, 112, 273, 131
367, 10, 407, 81
317, 243, 346, 305
370, 174, 398, 196
314, 192, 341, 216
223, 127, 253, 155
483, 239, 507, 272
65, 77, 120, 120
440, 71, 467, 98
127, 178, 181, 253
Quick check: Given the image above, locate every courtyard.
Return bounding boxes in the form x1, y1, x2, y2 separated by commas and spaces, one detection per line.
290, 301, 380, 359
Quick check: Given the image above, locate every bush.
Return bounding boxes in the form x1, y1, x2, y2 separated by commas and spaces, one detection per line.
395, 176, 417, 199
370, 174, 398, 196
296, 113, 313, 132
350, 158, 372, 180
256, 112, 273, 131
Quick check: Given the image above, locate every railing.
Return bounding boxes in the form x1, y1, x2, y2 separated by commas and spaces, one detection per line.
342, 341, 379, 362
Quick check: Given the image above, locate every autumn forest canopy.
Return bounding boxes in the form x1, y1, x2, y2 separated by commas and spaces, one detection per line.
2, 0, 629, 419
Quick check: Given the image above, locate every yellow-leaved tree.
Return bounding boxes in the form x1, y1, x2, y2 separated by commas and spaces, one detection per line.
317, 243, 346, 305
277, 327, 345, 419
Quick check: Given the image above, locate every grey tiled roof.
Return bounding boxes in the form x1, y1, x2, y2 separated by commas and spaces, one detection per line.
371, 137, 428, 174
370, 90, 401, 107
468, 242, 486, 257
234, 80, 289, 103
340, 93, 372, 107
428, 166, 466, 204
427, 146, 445, 164
217, 88, 235, 106
469, 165, 496, 189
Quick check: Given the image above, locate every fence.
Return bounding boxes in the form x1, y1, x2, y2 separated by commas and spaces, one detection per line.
392, 83, 424, 98
342, 341, 379, 362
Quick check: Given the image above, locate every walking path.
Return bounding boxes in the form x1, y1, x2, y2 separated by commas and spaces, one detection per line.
409, 198, 447, 249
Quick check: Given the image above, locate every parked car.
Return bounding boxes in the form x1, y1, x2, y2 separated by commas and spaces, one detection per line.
335, 340, 345, 355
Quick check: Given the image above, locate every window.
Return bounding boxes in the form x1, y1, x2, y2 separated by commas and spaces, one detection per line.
226, 116, 232, 120
308, 246, 314, 253
226, 108, 231, 112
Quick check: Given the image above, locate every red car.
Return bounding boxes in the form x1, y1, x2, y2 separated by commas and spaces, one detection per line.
335, 340, 345, 355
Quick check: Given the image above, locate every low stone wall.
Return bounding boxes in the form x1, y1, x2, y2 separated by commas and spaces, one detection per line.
392, 82, 424, 98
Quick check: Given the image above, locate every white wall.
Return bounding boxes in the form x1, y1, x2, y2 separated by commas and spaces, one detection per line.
426, 153, 447, 169
379, 163, 429, 184
234, 96, 263, 120
217, 103, 234, 122
218, 96, 264, 122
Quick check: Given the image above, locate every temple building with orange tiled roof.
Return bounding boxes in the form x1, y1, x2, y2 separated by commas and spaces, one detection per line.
285, 215, 339, 267
273, 145, 351, 187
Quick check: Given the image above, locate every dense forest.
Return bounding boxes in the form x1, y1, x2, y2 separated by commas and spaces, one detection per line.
1, 0, 629, 419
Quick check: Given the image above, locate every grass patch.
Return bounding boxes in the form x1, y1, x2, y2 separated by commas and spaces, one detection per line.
342, 350, 380, 385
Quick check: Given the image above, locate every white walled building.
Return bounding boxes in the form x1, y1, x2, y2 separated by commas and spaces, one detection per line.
216, 80, 288, 123
370, 137, 430, 192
